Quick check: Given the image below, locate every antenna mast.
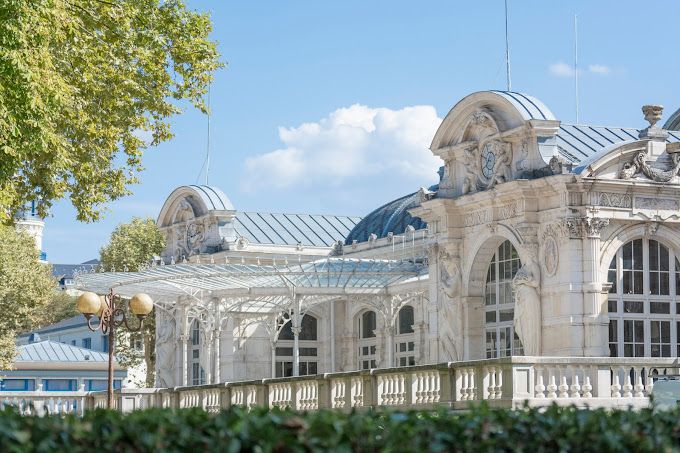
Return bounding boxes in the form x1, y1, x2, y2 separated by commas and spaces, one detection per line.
574, 14, 579, 124
504, 0, 511, 91
205, 85, 211, 186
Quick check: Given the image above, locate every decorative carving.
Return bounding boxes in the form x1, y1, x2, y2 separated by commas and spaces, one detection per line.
598, 192, 632, 208
582, 217, 610, 238
174, 199, 194, 223
415, 187, 436, 204
540, 221, 568, 243
462, 139, 513, 194
562, 217, 610, 238
463, 208, 492, 227
236, 236, 249, 250
542, 236, 558, 276
156, 309, 176, 388
635, 196, 678, 211
438, 250, 463, 361
619, 150, 680, 182
512, 259, 541, 356
186, 221, 205, 256
498, 201, 521, 220
331, 240, 344, 256
515, 139, 529, 171
646, 222, 660, 237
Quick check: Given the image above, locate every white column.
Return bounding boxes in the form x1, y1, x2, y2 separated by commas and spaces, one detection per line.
213, 330, 221, 384
271, 340, 277, 378
181, 335, 189, 386
292, 295, 302, 377
205, 331, 213, 385
330, 299, 336, 372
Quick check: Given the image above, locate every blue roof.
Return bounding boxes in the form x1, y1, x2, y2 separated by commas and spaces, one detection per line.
15, 341, 109, 363
235, 212, 361, 247
19, 315, 88, 339
556, 124, 680, 163
490, 90, 556, 121
186, 185, 234, 211
344, 189, 432, 245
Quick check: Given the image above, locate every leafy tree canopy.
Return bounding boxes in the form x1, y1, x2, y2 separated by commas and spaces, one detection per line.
100, 217, 165, 386
0, 0, 222, 223
0, 226, 55, 369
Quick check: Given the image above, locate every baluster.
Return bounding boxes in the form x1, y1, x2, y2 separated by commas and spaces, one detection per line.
582, 376, 593, 398
570, 375, 581, 398
535, 367, 546, 398
495, 367, 503, 399
645, 371, 655, 396
547, 373, 558, 398
611, 372, 622, 398
468, 368, 477, 401
633, 368, 645, 398
458, 369, 468, 401
622, 368, 633, 398
487, 367, 496, 400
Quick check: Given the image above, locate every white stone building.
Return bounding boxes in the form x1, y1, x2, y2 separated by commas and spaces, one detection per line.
79, 90, 680, 391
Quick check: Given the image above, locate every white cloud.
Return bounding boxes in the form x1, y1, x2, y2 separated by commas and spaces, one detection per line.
588, 64, 611, 75
549, 62, 576, 77
242, 104, 443, 192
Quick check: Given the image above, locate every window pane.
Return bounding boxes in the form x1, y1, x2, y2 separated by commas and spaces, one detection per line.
633, 239, 643, 270
624, 301, 643, 313
300, 315, 318, 341
633, 271, 643, 294
650, 240, 659, 271
361, 311, 376, 338
660, 244, 669, 271
623, 242, 632, 270
398, 306, 414, 334
608, 300, 617, 313
650, 302, 670, 314
485, 311, 496, 323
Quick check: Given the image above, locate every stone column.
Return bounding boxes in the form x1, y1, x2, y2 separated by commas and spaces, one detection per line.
581, 217, 610, 356
180, 335, 189, 386
291, 295, 302, 377
205, 331, 213, 385
213, 329, 222, 383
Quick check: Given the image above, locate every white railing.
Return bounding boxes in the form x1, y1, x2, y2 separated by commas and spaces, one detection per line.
2, 356, 677, 414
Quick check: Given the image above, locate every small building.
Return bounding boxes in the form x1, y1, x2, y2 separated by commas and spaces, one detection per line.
0, 340, 125, 392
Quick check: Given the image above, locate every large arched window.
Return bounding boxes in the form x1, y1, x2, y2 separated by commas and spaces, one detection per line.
395, 305, 416, 366
275, 314, 319, 377
358, 310, 377, 370
608, 239, 680, 357
189, 320, 205, 385
484, 240, 522, 358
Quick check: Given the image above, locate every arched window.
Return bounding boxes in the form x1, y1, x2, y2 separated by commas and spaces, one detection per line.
358, 310, 377, 369
608, 239, 680, 357
395, 305, 416, 366
189, 320, 205, 385
275, 314, 319, 377
484, 240, 522, 358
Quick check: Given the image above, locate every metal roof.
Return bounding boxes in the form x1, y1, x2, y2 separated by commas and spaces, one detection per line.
15, 341, 108, 363
185, 185, 234, 211
556, 124, 680, 163
235, 212, 361, 247
490, 90, 556, 121
76, 259, 426, 313
19, 315, 87, 338
344, 190, 430, 245
52, 263, 98, 280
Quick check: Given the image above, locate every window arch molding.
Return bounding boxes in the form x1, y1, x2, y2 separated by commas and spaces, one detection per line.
464, 232, 528, 298
356, 308, 380, 370
599, 223, 680, 281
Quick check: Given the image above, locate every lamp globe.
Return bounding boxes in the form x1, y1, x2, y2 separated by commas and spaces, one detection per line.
130, 293, 153, 316
76, 292, 101, 316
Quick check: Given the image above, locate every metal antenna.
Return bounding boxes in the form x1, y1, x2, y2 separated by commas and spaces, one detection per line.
504, 0, 511, 91
205, 84, 211, 185
574, 14, 579, 124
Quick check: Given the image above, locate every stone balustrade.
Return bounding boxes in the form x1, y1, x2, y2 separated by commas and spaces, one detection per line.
2, 356, 678, 415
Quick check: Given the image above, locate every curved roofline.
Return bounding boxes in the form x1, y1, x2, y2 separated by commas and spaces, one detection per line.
157, 185, 235, 227
430, 90, 556, 151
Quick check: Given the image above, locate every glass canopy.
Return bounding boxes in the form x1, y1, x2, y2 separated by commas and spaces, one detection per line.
76, 258, 427, 314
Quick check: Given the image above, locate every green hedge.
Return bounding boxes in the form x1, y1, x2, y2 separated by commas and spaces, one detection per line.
1, 404, 679, 452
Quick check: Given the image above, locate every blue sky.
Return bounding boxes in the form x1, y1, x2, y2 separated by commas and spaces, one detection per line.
45, 0, 680, 263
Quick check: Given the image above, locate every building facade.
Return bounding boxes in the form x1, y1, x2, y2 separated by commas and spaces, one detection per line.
79, 90, 680, 389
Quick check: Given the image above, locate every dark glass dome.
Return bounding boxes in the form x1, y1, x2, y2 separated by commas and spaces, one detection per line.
344, 183, 438, 245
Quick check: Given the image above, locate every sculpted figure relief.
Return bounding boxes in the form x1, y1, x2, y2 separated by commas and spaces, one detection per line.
438, 252, 464, 361
512, 259, 541, 356
186, 221, 205, 255
156, 309, 176, 388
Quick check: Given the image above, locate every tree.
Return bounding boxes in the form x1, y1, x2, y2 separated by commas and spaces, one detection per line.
0, 226, 55, 369
99, 217, 165, 387
26, 291, 79, 332
0, 0, 222, 223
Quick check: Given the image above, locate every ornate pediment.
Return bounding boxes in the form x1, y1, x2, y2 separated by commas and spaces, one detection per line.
462, 139, 513, 194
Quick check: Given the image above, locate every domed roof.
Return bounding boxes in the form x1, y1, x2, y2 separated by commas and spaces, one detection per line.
344, 183, 437, 245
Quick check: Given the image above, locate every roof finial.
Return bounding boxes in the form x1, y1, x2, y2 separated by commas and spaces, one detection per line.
639, 104, 668, 140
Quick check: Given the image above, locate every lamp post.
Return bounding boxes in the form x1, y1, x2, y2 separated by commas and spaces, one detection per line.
75, 289, 153, 409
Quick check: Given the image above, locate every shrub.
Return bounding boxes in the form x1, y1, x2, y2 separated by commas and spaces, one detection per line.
0, 403, 679, 452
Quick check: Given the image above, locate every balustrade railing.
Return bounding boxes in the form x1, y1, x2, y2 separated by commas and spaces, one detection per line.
2, 357, 677, 415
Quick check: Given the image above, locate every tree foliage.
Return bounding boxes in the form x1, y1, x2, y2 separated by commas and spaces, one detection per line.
100, 217, 165, 387
0, 0, 222, 222
0, 227, 55, 369
25, 291, 79, 332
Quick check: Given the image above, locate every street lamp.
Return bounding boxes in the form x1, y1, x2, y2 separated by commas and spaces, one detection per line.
76, 290, 153, 409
